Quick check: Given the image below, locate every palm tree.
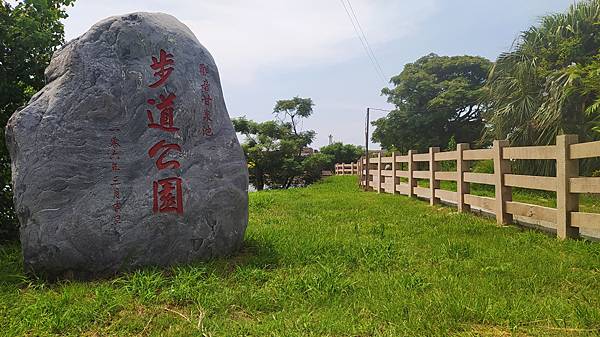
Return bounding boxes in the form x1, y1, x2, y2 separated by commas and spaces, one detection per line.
484, 0, 600, 174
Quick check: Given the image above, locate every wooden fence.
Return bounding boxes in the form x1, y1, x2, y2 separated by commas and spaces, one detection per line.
335, 162, 359, 175
341, 135, 600, 239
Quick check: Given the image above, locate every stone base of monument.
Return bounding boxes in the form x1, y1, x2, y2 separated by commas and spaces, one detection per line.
5, 12, 248, 279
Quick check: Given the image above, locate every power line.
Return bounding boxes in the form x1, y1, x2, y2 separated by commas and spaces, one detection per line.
339, 0, 387, 84
345, 0, 387, 81
339, 0, 379, 80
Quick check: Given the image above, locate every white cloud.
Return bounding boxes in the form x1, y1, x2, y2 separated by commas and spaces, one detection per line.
63, 0, 437, 84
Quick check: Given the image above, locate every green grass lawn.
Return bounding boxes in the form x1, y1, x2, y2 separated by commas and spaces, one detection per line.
2, 176, 600, 336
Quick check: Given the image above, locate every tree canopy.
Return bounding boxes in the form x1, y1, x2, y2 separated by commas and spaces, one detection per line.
483, 0, 600, 147
372, 53, 492, 152
273, 97, 314, 136
233, 97, 323, 190
0, 0, 74, 241
319, 142, 363, 170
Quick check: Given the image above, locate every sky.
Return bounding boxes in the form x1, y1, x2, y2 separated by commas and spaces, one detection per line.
61, 0, 574, 149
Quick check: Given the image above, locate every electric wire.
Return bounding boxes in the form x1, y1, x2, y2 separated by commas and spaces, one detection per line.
345, 0, 387, 82
339, 0, 387, 84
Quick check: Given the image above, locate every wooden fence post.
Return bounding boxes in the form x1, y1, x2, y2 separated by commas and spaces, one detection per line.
391, 151, 397, 194
456, 143, 470, 212
408, 150, 416, 198
493, 140, 512, 225
377, 153, 382, 193
361, 158, 364, 185
556, 134, 579, 239
358, 158, 362, 187
429, 147, 440, 205
361, 157, 366, 189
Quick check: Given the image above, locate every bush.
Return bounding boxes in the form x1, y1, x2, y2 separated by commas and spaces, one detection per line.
302, 153, 333, 185
0, 166, 18, 243
319, 143, 363, 170
472, 159, 494, 174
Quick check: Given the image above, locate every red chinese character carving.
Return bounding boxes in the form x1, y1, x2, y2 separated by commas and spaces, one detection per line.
147, 93, 179, 132
199, 64, 208, 77
149, 49, 174, 88
148, 139, 182, 170
201, 125, 213, 136
202, 109, 212, 122
201, 94, 212, 106
110, 149, 119, 160
153, 177, 183, 214
201, 79, 210, 93
112, 162, 120, 171
111, 137, 120, 147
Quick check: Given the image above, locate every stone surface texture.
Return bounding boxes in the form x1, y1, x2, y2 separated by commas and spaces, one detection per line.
5, 12, 248, 279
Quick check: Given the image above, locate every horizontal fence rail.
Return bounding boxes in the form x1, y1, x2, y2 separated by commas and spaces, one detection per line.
335, 162, 359, 175
338, 135, 600, 240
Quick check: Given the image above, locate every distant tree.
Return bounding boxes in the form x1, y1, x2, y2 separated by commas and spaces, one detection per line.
319, 142, 363, 170
0, 0, 75, 241
273, 97, 314, 136
373, 53, 492, 152
233, 97, 318, 190
301, 153, 333, 185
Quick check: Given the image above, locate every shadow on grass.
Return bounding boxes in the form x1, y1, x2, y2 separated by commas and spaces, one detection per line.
207, 237, 280, 276
0, 236, 279, 286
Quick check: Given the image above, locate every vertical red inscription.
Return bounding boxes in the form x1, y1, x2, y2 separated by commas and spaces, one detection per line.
199, 64, 213, 137
109, 129, 122, 225
147, 48, 185, 214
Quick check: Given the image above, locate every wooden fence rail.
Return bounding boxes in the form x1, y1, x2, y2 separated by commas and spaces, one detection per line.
339, 135, 600, 240
335, 162, 358, 175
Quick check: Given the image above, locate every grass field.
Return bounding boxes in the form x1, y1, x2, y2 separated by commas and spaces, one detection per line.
1, 176, 600, 336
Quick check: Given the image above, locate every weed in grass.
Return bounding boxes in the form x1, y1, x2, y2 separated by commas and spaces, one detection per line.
443, 241, 473, 260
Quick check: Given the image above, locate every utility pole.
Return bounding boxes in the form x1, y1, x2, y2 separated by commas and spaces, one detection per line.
364, 108, 370, 191
364, 107, 391, 191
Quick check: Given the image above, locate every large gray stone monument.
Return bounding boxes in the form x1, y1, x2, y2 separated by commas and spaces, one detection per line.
5, 12, 248, 279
